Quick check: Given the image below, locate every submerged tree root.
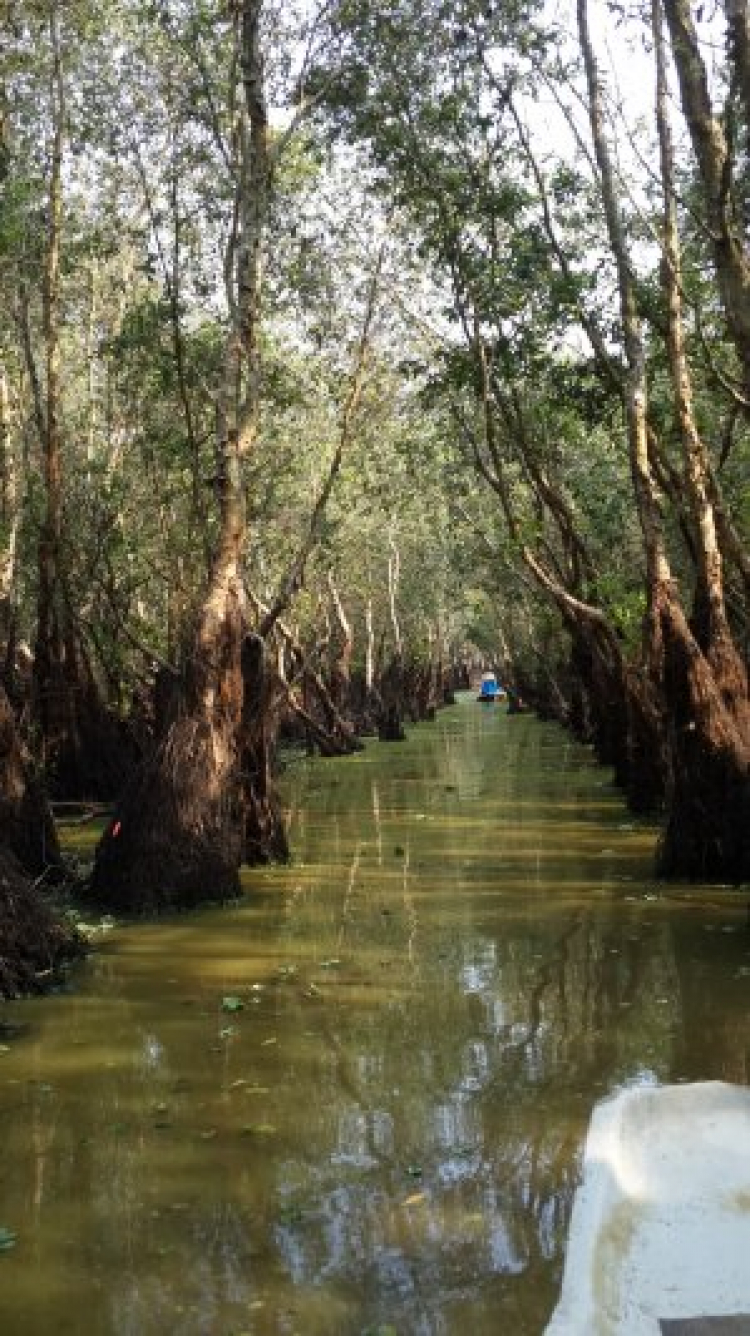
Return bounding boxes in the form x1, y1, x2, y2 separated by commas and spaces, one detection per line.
0, 849, 83, 998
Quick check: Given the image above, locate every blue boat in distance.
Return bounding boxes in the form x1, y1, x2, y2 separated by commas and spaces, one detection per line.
477, 672, 505, 702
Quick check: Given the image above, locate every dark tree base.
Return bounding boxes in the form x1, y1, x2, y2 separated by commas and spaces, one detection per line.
377, 705, 406, 741
243, 780, 290, 866
0, 684, 62, 878
33, 628, 139, 803
657, 743, 750, 882
91, 828, 241, 915
623, 673, 665, 817
89, 717, 244, 915
655, 591, 750, 882
45, 715, 139, 804
0, 848, 83, 998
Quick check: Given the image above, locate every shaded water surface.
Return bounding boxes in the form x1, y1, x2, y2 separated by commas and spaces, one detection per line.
2, 699, 750, 1335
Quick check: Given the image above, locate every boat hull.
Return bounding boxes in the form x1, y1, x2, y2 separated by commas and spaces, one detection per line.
545, 1082, 750, 1335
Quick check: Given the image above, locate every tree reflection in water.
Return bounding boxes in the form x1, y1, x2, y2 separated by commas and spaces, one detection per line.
1, 705, 749, 1335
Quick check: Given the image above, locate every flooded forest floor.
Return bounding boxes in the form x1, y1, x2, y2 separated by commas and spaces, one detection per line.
1, 697, 749, 1335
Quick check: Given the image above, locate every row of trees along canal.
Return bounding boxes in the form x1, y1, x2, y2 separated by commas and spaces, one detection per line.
0, 0, 748, 993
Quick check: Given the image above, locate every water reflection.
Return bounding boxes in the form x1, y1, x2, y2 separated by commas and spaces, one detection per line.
1, 700, 749, 1334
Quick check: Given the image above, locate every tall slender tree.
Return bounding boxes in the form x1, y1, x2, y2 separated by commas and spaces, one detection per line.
91, 0, 276, 911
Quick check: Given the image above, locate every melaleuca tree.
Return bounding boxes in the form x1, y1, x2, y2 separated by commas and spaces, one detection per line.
314, 0, 749, 877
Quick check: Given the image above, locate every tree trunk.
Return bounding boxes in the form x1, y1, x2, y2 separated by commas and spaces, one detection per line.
25, 8, 124, 801
90, 0, 281, 912
655, 586, 750, 879
240, 633, 288, 865
377, 535, 406, 739
360, 595, 382, 729
327, 573, 353, 714
580, 0, 750, 878
376, 656, 407, 740
0, 682, 61, 878
652, 0, 750, 873
32, 2, 68, 782
663, 0, 750, 394
654, 0, 748, 715
0, 844, 82, 998
0, 678, 82, 997
0, 363, 19, 681
0, 365, 15, 582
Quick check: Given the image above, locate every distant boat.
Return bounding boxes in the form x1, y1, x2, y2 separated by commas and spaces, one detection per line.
477, 672, 505, 701
545, 1081, 750, 1335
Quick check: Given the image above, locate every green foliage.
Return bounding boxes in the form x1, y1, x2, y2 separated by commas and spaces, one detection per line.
1, 0, 747, 777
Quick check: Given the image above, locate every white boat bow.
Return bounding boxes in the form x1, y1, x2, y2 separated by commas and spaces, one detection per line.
545, 1081, 750, 1336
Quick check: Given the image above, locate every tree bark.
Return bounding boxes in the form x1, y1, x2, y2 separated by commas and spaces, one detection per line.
90, 0, 280, 912
0, 678, 81, 998
32, 3, 67, 781
23, 9, 125, 800
663, 0, 750, 394
579, 0, 750, 878
0, 363, 19, 665
654, 0, 750, 718
0, 682, 61, 879
377, 534, 406, 740
327, 573, 353, 713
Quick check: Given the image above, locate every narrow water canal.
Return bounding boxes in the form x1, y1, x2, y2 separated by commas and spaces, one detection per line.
2, 698, 749, 1335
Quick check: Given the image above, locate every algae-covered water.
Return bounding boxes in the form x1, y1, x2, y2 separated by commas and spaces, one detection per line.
1, 698, 749, 1335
